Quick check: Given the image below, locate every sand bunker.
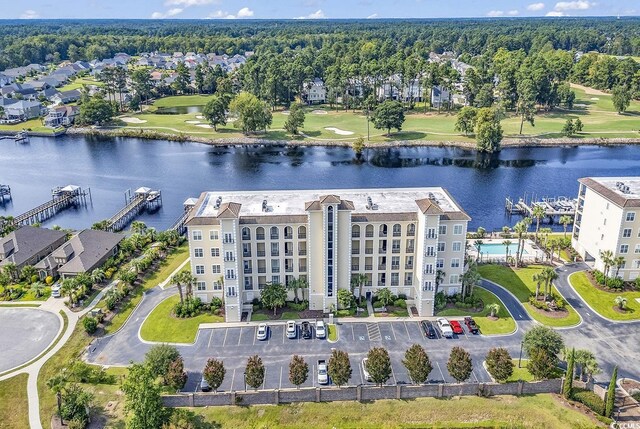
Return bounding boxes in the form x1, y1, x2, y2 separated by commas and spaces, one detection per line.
590, 97, 600, 101
196, 124, 213, 129
196, 115, 204, 119
281, 111, 290, 116
325, 127, 354, 136
312, 110, 328, 115
121, 117, 147, 124
185, 120, 201, 124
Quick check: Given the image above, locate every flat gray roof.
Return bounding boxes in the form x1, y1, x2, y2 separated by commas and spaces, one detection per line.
580, 177, 640, 208
194, 187, 464, 218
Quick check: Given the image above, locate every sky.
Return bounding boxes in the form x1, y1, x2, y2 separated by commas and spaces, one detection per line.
8, 0, 638, 20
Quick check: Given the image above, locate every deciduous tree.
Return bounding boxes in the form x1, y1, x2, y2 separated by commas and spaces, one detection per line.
402, 344, 433, 384
367, 347, 392, 386
245, 355, 265, 390
447, 346, 473, 382
203, 358, 226, 392
288, 355, 309, 388
485, 348, 514, 383
327, 349, 352, 387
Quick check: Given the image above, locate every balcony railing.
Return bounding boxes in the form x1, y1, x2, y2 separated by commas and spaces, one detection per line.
378, 264, 386, 270
244, 268, 252, 274
256, 250, 266, 257
298, 249, 307, 256
258, 267, 266, 273
352, 265, 359, 271
407, 229, 415, 236
377, 282, 386, 286
226, 291, 237, 297
365, 248, 373, 254
299, 266, 307, 272
406, 247, 415, 253
405, 264, 413, 270
391, 281, 399, 286
298, 233, 307, 239
391, 265, 400, 270
405, 279, 413, 286
392, 247, 400, 253
285, 267, 294, 273
352, 232, 360, 238
223, 238, 235, 244
272, 267, 280, 273
365, 231, 374, 238
365, 265, 372, 270
378, 248, 387, 254
270, 234, 279, 240
225, 274, 236, 280
271, 251, 279, 257
393, 231, 401, 237
285, 250, 293, 256
426, 233, 437, 240
256, 234, 265, 240
242, 234, 251, 241
224, 256, 235, 262
352, 248, 360, 255
243, 251, 252, 258
379, 232, 387, 238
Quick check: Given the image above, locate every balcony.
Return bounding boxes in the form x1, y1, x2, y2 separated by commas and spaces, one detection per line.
298, 249, 307, 256
405, 264, 413, 270
425, 251, 435, 257
393, 231, 401, 237
377, 282, 386, 287
258, 267, 266, 274
256, 250, 266, 257
272, 267, 280, 273
244, 268, 252, 274
379, 232, 387, 238
391, 264, 400, 270
405, 279, 413, 286
407, 229, 415, 237
352, 232, 360, 238
243, 251, 252, 258
426, 234, 437, 240
242, 234, 251, 241
392, 247, 400, 254
365, 231, 374, 238
271, 251, 279, 257
298, 233, 307, 239
352, 264, 360, 271
285, 266, 294, 273
378, 248, 387, 254
391, 281, 399, 286
406, 247, 415, 253
352, 248, 360, 255
365, 248, 374, 254
285, 234, 293, 240
365, 265, 373, 270
365, 281, 373, 287
270, 235, 279, 240
285, 250, 293, 256
378, 264, 386, 270
224, 256, 235, 262
256, 234, 265, 240
299, 266, 307, 272
223, 238, 235, 244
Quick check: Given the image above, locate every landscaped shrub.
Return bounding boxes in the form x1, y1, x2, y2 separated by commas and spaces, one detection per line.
607, 277, 624, 290
210, 296, 223, 310
373, 300, 385, 309
287, 300, 308, 312
397, 293, 407, 300
572, 388, 606, 416
393, 298, 406, 308
45, 276, 54, 285
529, 296, 549, 310
592, 270, 606, 285
83, 316, 98, 334
435, 291, 446, 311
174, 297, 203, 318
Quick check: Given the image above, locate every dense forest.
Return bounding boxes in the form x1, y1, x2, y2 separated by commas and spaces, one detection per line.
1, 18, 639, 70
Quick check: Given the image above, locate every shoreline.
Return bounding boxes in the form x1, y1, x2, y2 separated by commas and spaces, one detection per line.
16, 127, 640, 150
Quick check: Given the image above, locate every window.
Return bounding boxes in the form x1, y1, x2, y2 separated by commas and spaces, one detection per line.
437, 243, 445, 252
225, 269, 235, 279
195, 265, 205, 275
256, 227, 265, 240
438, 225, 447, 235
427, 228, 437, 239
242, 227, 251, 240
635, 244, 640, 254
242, 243, 251, 257
298, 225, 307, 239
270, 226, 279, 240
271, 242, 279, 256
284, 226, 293, 239
212, 265, 221, 274
271, 259, 280, 273
192, 230, 202, 241
453, 225, 463, 235
194, 248, 203, 258
426, 246, 435, 257
627, 212, 636, 222
436, 259, 444, 268
407, 223, 416, 236
244, 277, 253, 290
424, 281, 433, 291
392, 224, 402, 237
223, 233, 234, 244
424, 264, 434, 274
391, 273, 399, 286
271, 275, 280, 284
635, 260, 640, 269
620, 244, 629, 254
227, 286, 236, 297
196, 281, 206, 291
209, 230, 218, 240
327, 206, 335, 296
210, 248, 220, 257
225, 251, 234, 261
391, 256, 400, 270
623, 228, 632, 238
452, 242, 462, 252
451, 258, 460, 268
450, 274, 460, 284
352, 225, 360, 238
213, 281, 222, 291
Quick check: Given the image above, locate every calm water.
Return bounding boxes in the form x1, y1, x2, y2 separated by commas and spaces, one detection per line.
1, 135, 640, 231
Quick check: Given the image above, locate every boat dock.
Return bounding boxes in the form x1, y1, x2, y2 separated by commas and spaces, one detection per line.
169, 197, 197, 235
12, 185, 90, 225
106, 187, 162, 232
0, 185, 10, 204
505, 194, 577, 221
0, 131, 29, 143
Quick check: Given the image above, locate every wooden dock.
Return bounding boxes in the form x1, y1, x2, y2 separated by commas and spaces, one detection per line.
169, 197, 197, 235
106, 187, 162, 232
0, 131, 29, 143
505, 194, 577, 221
0, 185, 10, 204
12, 185, 90, 225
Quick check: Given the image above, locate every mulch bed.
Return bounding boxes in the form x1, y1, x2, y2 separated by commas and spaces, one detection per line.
613, 306, 630, 314
442, 302, 484, 313
529, 305, 570, 319
586, 271, 637, 293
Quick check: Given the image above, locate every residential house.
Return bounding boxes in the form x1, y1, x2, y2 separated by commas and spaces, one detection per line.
44, 105, 79, 127
0, 98, 18, 119
0, 73, 13, 87
302, 78, 327, 104
0, 226, 67, 270
431, 86, 451, 109
36, 229, 123, 280
41, 88, 60, 101
4, 100, 43, 120
52, 89, 82, 105
377, 75, 425, 102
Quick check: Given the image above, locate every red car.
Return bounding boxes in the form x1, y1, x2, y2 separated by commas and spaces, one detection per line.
449, 320, 464, 335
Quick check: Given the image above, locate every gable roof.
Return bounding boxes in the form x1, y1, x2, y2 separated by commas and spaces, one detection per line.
52, 229, 124, 275
0, 226, 67, 267
415, 198, 444, 215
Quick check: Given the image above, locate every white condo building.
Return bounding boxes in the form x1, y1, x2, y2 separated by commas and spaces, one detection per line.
185, 188, 470, 322
573, 177, 640, 281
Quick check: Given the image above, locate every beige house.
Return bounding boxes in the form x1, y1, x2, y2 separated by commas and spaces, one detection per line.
185, 188, 470, 322
573, 177, 640, 281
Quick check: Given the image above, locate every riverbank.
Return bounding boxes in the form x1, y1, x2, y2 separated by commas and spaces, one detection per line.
65, 126, 640, 150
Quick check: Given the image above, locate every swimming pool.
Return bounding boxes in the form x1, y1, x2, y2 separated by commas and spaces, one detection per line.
477, 242, 527, 255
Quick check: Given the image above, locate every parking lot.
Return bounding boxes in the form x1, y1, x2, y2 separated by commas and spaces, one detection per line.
183, 320, 501, 392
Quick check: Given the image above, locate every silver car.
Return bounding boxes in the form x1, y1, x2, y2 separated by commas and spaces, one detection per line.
256, 323, 268, 341
286, 320, 297, 339
362, 358, 372, 382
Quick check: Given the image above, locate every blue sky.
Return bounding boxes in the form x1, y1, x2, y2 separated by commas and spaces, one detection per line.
9, 1, 638, 20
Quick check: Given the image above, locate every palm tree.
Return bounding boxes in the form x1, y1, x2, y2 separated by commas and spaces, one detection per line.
614, 296, 627, 310
181, 271, 197, 299
46, 374, 66, 425
474, 240, 483, 262
599, 250, 614, 287
2, 263, 19, 283
29, 281, 46, 298
533, 273, 543, 301
20, 265, 37, 283
559, 215, 573, 237
532, 205, 546, 242
542, 267, 558, 300
90, 268, 106, 285
461, 263, 481, 298
613, 256, 626, 279
502, 240, 512, 262
171, 271, 186, 304
513, 221, 527, 268
351, 273, 368, 305
60, 278, 77, 305
288, 278, 302, 304
487, 303, 500, 317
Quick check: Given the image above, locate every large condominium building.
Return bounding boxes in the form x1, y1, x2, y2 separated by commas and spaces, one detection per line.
185, 188, 470, 322
573, 177, 640, 281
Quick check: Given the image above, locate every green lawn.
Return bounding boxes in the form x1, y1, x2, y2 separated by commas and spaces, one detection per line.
139, 294, 223, 343
97, 244, 189, 334
328, 324, 338, 341
191, 394, 601, 429
478, 264, 581, 328
0, 118, 54, 134
569, 271, 640, 321
250, 312, 270, 321
151, 94, 214, 108
506, 359, 565, 383
0, 374, 29, 429
436, 287, 516, 335
58, 76, 102, 92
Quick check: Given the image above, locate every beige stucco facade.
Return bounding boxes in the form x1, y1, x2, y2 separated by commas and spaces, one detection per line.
573, 177, 640, 281
186, 188, 470, 322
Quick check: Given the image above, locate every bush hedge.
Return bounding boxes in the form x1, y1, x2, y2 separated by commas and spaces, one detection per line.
572, 388, 606, 416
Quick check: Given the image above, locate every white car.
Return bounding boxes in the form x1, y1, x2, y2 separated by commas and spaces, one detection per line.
317, 360, 329, 385
315, 320, 326, 339
361, 358, 372, 382
436, 317, 454, 338
286, 320, 297, 339
256, 323, 268, 341
51, 284, 61, 298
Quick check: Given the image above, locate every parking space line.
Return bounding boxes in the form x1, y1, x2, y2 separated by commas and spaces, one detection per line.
222, 328, 229, 346
435, 361, 446, 382
279, 366, 283, 389
230, 368, 236, 391
357, 359, 365, 385
263, 368, 267, 390
472, 370, 479, 383
390, 323, 397, 341
351, 324, 355, 341
282, 326, 286, 343
238, 327, 243, 346
207, 329, 214, 348
404, 321, 412, 341
312, 364, 316, 387
390, 362, 397, 385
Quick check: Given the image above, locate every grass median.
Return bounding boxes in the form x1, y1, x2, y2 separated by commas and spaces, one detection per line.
0, 374, 29, 429
478, 264, 581, 328
569, 271, 640, 321
139, 294, 223, 343
436, 287, 516, 335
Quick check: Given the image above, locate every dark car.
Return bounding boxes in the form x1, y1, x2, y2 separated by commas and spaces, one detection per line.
464, 316, 479, 334
200, 378, 212, 392
420, 320, 436, 339
301, 321, 313, 339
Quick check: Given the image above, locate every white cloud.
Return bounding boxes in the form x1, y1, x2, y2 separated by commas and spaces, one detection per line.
296, 9, 326, 19
527, 2, 545, 11
546, 10, 566, 16
507, 10, 519, 15
165, 0, 216, 5
237, 7, 254, 18
367, 13, 379, 19
554, 1, 594, 11
20, 9, 40, 19
487, 10, 505, 17
151, 8, 183, 18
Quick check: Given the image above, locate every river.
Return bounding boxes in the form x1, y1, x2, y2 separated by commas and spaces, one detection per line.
1, 135, 639, 231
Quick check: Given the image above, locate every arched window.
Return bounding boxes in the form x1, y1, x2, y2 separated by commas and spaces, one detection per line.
365, 224, 374, 238
379, 224, 388, 237
242, 227, 251, 240
284, 226, 293, 239
407, 223, 416, 236
270, 226, 279, 240
298, 225, 307, 239
352, 224, 360, 238
392, 224, 401, 237
256, 227, 265, 240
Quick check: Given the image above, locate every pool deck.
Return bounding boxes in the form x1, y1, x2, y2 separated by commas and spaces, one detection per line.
470, 238, 544, 263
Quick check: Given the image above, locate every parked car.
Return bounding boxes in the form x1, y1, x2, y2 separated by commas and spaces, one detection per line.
361, 358, 372, 382
450, 320, 464, 335
301, 321, 313, 339
200, 378, 212, 392
315, 320, 326, 339
420, 320, 436, 339
256, 323, 268, 341
464, 316, 479, 334
286, 320, 297, 339
436, 318, 454, 338
317, 359, 329, 385
51, 284, 61, 298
